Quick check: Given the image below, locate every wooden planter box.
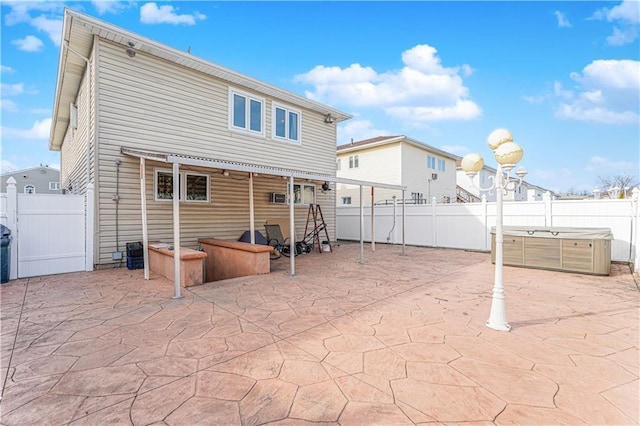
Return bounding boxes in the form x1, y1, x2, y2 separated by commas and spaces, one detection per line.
491, 226, 612, 276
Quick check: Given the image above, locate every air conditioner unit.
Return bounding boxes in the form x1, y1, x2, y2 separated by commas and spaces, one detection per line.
431, 173, 438, 180
269, 193, 287, 204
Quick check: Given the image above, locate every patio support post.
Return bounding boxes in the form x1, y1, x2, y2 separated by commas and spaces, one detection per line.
249, 172, 255, 244
289, 174, 295, 276
371, 187, 375, 251
172, 161, 182, 299
401, 190, 406, 255
85, 183, 94, 271
140, 158, 149, 280
360, 185, 364, 264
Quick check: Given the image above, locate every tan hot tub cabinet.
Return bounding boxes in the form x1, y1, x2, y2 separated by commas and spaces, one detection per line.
491, 226, 613, 276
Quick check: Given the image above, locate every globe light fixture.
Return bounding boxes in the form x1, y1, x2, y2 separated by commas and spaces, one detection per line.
461, 128, 528, 332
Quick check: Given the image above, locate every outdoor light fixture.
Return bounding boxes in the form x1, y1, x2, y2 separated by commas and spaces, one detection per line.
324, 113, 335, 124
222, 170, 229, 177
125, 41, 136, 58
322, 182, 331, 191
461, 128, 527, 332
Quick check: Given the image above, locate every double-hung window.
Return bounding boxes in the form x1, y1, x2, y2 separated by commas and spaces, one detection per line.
427, 155, 436, 170
154, 169, 210, 203
292, 183, 316, 205
273, 103, 300, 143
229, 89, 264, 135
349, 155, 359, 169
437, 159, 446, 172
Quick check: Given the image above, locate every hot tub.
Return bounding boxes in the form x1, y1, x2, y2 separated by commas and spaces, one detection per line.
491, 226, 613, 275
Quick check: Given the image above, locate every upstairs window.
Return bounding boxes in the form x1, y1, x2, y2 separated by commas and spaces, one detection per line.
349, 155, 359, 169
427, 155, 436, 169
336, 159, 342, 170
273, 104, 300, 143
229, 89, 264, 135
49, 182, 60, 190
438, 159, 446, 172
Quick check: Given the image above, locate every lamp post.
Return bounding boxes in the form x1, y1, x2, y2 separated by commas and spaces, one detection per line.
461, 128, 527, 331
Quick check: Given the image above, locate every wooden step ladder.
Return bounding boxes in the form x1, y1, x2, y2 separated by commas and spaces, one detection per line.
303, 204, 332, 253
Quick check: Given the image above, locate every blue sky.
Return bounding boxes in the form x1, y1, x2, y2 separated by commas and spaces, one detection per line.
1, 1, 638, 194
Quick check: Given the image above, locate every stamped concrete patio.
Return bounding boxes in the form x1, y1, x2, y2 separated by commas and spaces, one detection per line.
1, 242, 638, 425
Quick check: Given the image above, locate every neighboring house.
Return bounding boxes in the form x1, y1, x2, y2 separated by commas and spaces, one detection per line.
456, 163, 555, 202
336, 136, 458, 206
51, 9, 354, 268
1, 166, 61, 194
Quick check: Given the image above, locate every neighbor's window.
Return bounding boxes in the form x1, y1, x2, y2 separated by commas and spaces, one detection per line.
273, 104, 300, 143
229, 89, 264, 135
49, 182, 60, 190
349, 155, 359, 169
336, 159, 341, 171
427, 155, 436, 169
342, 196, 351, 205
154, 169, 209, 203
438, 159, 446, 172
24, 184, 35, 194
293, 183, 316, 205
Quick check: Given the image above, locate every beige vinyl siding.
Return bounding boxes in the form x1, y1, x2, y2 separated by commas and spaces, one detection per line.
92, 39, 338, 265
96, 40, 336, 174
60, 62, 94, 194
95, 157, 335, 265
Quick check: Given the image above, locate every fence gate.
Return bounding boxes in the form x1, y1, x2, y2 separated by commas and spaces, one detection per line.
17, 193, 86, 278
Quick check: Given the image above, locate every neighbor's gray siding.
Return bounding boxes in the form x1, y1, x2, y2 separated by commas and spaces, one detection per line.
92, 39, 337, 265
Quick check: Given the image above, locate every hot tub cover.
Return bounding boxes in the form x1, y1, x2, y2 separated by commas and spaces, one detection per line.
490, 226, 613, 240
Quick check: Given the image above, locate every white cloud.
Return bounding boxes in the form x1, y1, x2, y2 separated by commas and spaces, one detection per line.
92, 0, 135, 15
440, 145, 469, 156
554, 11, 572, 28
337, 120, 392, 146
555, 59, 640, 124
1, 118, 51, 140
1, 99, 18, 112
1, 83, 24, 96
585, 155, 636, 172
592, 0, 639, 45
140, 2, 206, 25
1, 160, 19, 174
31, 15, 63, 46
1, 65, 14, 73
295, 44, 481, 124
11, 35, 44, 52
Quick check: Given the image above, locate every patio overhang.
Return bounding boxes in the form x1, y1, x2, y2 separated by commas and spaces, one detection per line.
122, 147, 408, 297
121, 147, 407, 191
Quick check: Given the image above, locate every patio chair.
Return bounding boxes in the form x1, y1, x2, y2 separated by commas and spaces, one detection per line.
264, 224, 291, 259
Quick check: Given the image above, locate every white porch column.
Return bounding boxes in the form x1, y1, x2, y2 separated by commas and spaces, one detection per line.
371, 187, 375, 251
401, 190, 406, 255
172, 162, 182, 298
6, 177, 17, 280
140, 158, 149, 280
289, 174, 295, 276
249, 173, 255, 244
360, 185, 364, 264
85, 183, 94, 271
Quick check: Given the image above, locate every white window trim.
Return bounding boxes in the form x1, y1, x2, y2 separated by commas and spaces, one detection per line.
292, 183, 316, 206
228, 87, 265, 137
24, 184, 36, 194
49, 182, 60, 190
342, 196, 351, 205
272, 102, 302, 144
154, 168, 210, 203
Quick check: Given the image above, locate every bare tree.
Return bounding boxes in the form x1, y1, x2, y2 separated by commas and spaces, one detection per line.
596, 174, 639, 198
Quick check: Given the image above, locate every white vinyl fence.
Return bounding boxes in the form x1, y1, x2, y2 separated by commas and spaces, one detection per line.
337, 192, 640, 271
1, 177, 94, 279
